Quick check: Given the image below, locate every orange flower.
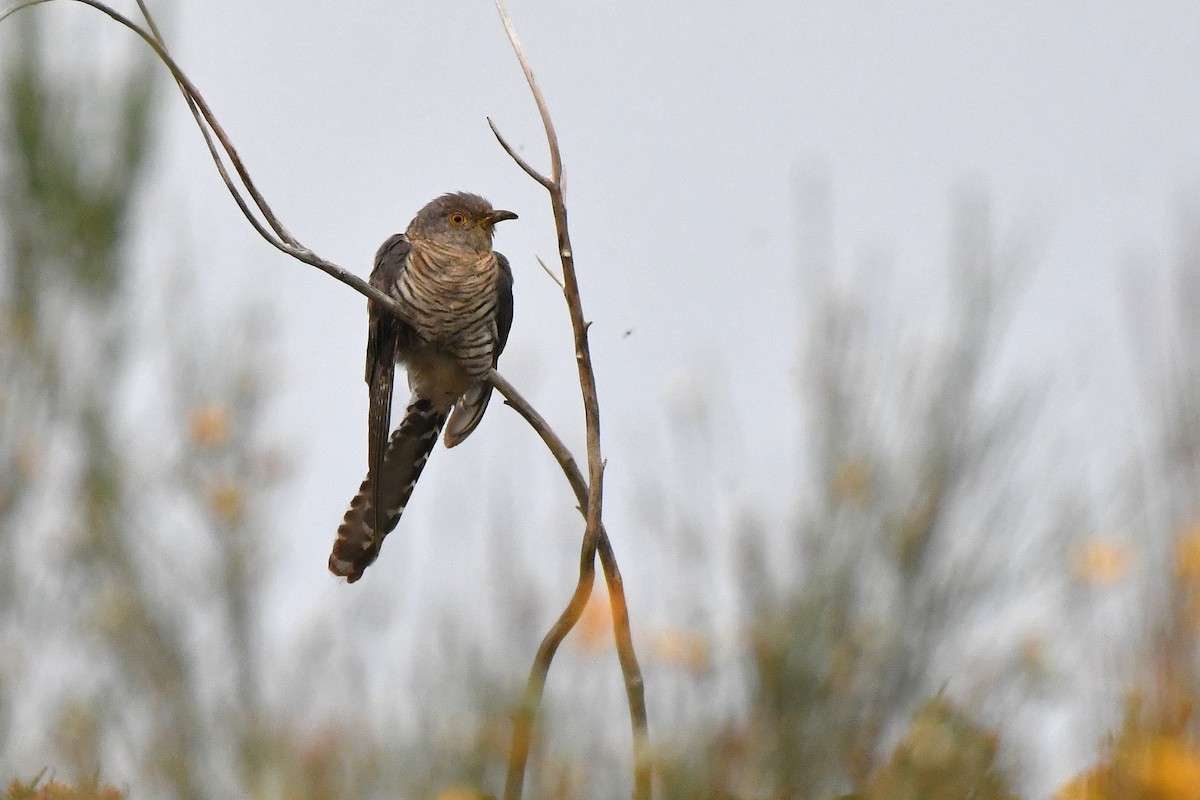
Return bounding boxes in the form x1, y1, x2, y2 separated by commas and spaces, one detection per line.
15, 443, 39, 478
1071, 539, 1133, 586
575, 594, 613, 653
651, 629, 711, 675
189, 405, 231, 448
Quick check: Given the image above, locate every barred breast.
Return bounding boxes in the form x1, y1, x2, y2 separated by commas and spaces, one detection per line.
390, 240, 501, 391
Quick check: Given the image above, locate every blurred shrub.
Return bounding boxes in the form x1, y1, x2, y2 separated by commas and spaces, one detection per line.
860, 697, 1018, 800
3, 777, 124, 800
1055, 528, 1200, 800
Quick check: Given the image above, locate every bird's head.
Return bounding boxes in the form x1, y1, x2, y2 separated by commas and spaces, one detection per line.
406, 192, 517, 252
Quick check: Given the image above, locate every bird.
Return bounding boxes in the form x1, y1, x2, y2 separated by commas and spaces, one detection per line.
328, 192, 516, 582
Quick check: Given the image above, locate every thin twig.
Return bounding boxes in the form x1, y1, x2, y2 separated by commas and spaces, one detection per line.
0, 0, 423, 332
489, 2, 650, 799
535, 255, 565, 290
487, 117, 552, 192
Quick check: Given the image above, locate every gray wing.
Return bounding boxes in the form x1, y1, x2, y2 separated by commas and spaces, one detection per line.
494, 252, 515, 357
443, 252, 514, 447
365, 233, 413, 532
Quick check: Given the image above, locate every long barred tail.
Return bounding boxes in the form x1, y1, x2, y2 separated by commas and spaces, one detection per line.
328, 397, 447, 582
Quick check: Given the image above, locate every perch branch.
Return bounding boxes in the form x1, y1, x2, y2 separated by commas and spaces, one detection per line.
0, 0, 422, 331
489, 3, 649, 800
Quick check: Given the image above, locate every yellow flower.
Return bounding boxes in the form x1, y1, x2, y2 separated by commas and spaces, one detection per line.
432, 785, 487, 800
832, 460, 872, 505
1175, 523, 1200, 582
210, 481, 245, 524
1125, 734, 1200, 798
1053, 767, 1111, 800
1018, 634, 1050, 676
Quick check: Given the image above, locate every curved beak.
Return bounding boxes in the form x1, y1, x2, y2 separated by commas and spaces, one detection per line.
484, 209, 518, 226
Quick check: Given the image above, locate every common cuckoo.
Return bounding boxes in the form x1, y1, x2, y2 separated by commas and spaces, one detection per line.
329, 192, 516, 582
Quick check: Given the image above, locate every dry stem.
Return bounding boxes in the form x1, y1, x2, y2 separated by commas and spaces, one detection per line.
490, 2, 650, 799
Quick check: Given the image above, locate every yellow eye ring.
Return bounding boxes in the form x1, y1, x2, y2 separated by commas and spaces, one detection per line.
448, 212, 469, 227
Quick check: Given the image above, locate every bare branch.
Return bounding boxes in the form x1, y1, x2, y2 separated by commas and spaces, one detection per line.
487, 116, 552, 191
490, 3, 562, 184
489, 371, 649, 799
490, 2, 649, 798
129, 0, 286, 250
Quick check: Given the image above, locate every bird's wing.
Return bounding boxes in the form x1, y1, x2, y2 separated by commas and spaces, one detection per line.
494, 251, 515, 359
366, 233, 412, 533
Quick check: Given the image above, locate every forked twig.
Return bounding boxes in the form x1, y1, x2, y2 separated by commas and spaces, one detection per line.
489, 3, 650, 799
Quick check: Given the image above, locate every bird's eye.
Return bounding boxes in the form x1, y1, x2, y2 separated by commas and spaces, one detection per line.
448, 212, 469, 227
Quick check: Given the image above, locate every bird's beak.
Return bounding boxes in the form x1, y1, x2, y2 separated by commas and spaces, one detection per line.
484, 209, 518, 226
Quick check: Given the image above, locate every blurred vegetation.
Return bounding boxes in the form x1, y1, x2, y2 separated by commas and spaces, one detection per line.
3, 774, 124, 800
0, 16, 275, 800
3, 13, 1200, 800
3, 777, 123, 800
